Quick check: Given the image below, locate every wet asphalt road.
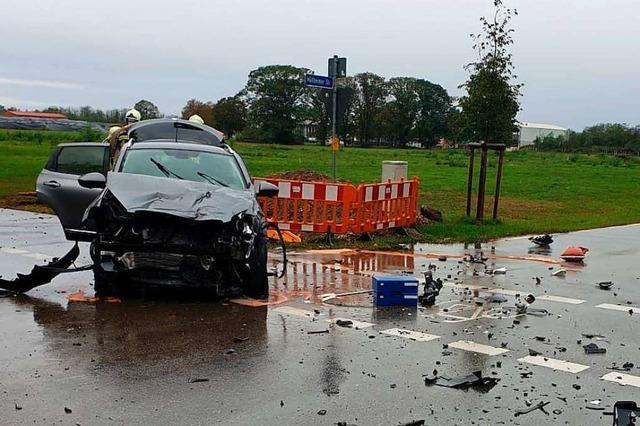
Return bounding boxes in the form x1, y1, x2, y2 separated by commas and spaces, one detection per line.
1, 208, 640, 425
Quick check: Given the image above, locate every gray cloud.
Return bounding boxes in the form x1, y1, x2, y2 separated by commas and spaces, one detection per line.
0, 0, 638, 130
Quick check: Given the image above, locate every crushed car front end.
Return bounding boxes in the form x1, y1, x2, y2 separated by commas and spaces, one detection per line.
85, 171, 268, 296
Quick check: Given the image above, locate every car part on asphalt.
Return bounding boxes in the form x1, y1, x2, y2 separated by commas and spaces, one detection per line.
551, 268, 567, 277
514, 401, 551, 417
584, 342, 607, 354
433, 370, 499, 392
529, 234, 554, 246
613, 401, 639, 425
560, 246, 589, 262
0, 243, 80, 293
418, 270, 443, 306
598, 281, 615, 290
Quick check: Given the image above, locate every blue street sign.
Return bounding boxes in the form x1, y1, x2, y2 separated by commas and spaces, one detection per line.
304, 74, 334, 89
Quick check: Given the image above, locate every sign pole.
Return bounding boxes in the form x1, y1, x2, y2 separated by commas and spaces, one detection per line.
331, 79, 337, 182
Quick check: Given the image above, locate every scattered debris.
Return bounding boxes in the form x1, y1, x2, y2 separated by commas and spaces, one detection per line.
317, 410, 327, 416
418, 270, 443, 306
551, 269, 567, 277
514, 400, 550, 417
572, 384, 581, 390
335, 319, 354, 328
608, 362, 634, 371
583, 342, 607, 354
188, 378, 210, 383
64, 407, 72, 414
491, 267, 507, 275
597, 281, 614, 290
529, 234, 554, 246
560, 246, 589, 262
14, 403, 22, 411
434, 371, 499, 392
233, 336, 249, 343
224, 349, 236, 355
0, 244, 80, 293
67, 290, 121, 304
398, 421, 425, 426
307, 330, 330, 335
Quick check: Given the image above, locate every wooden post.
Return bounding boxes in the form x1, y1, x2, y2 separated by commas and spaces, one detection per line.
492, 148, 505, 220
475, 142, 488, 221
465, 147, 475, 217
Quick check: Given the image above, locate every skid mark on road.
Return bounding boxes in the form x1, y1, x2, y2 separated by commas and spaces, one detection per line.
518, 355, 589, 373
601, 372, 640, 388
448, 340, 509, 356
380, 328, 440, 342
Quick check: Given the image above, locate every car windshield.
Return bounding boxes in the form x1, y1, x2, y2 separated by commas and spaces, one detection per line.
120, 148, 246, 190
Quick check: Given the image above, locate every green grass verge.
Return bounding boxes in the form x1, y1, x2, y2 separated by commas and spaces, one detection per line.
1, 130, 639, 244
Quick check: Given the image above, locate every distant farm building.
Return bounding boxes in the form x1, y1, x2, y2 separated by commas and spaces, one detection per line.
517, 122, 568, 148
0, 110, 67, 120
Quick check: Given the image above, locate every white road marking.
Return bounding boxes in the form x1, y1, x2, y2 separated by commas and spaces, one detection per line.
448, 340, 509, 356
536, 295, 585, 305
380, 328, 440, 342
601, 372, 640, 388
443, 282, 586, 305
327, 318, 374, 329
272, 306, 314, 318
22, 252, 53, 261
518, 355, 589, 373
0, 247, 29, 255
596, 303, 640, 314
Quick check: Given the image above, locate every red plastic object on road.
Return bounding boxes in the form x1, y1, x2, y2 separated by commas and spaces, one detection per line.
560, 246, 589, 262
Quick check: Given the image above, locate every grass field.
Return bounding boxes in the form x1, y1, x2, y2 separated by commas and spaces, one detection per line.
1, 129, 639, 243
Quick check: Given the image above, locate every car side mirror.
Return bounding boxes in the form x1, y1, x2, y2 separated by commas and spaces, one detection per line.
78, 172, 106, 189
256, 181, 279, 197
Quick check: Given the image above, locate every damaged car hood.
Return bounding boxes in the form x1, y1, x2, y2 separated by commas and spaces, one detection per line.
103, 172, 255, 222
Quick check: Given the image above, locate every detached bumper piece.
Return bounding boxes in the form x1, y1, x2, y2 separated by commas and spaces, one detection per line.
0, 244, 80, 293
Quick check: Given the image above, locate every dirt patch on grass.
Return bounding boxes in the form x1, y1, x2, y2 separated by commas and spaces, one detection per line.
267, 169, 331, 182
0, 193, 53, 214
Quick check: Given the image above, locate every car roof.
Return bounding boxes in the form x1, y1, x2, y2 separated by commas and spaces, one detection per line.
127, 118, 224, 145
56, 142, 109, 147
126, 140, 232, 155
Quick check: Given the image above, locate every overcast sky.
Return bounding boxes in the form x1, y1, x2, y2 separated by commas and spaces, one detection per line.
1, 0, 638, 130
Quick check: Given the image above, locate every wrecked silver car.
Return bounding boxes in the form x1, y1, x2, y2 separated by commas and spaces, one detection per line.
35, 118, 278, 297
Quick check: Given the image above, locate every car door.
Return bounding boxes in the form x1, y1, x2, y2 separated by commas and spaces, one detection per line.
36, 143, 110, 241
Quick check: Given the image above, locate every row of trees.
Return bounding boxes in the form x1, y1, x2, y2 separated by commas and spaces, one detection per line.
535, 123, 640, 154
27, 99, 162, 123
233, 65, 455, 146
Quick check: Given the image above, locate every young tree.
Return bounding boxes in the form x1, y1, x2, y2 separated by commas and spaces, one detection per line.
134, 99, 161, 120
458, 0, 521, 145
244, 65, 310, 144
181, 99, 215, 125
211, 96, 247, 138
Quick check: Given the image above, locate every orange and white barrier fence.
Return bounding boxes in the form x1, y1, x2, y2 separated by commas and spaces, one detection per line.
254, 177, 419, 235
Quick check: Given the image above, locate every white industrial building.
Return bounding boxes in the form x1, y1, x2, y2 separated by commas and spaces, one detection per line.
516, 122, 568, 148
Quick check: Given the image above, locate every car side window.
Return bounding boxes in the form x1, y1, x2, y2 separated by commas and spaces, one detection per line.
55, 146, 107, 176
